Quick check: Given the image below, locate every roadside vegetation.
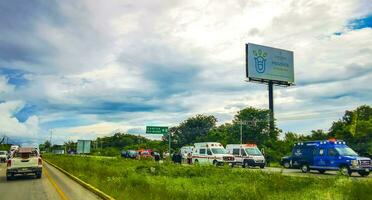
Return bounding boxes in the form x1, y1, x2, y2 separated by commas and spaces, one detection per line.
44, 154, 372, 200
0, 144, 11, 151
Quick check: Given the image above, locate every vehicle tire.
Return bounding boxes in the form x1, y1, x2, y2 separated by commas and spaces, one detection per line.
213, 160, 218, 166
36, 172, 42, 179
242, 161, 247, 168
260, 164, 265, 169
301, 164, 310, 173
339, 166, 352, 176
358, 171, 370, 177
194, 159, 199, 165
318, 169, 326, 174
283, 162, 290, 168
6, 173, 13, 181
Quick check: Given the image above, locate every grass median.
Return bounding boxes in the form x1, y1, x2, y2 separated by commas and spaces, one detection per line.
44, 154, 371, 200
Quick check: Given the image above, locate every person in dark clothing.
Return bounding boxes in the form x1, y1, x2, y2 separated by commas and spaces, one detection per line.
172, 152, 177, 163
154, 152, 160, 162
187, 153, 192, 164
176, 152, 182, 164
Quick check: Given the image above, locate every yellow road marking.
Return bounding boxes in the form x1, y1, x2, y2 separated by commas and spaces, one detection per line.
44, 166, 69, 200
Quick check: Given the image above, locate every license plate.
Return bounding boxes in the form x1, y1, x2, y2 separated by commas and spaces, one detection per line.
365, 169, 369, 172
21, 168, 28, 171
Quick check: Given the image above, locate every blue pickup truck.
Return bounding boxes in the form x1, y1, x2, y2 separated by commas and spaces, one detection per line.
281, 139, 372, 176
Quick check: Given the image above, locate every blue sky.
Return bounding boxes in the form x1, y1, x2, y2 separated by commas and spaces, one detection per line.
0, 0, 371, 145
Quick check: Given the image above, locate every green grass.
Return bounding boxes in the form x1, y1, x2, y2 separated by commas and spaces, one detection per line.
44, 155, 372, 200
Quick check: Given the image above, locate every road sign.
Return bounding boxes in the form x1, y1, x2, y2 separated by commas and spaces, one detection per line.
146, 126, 168, 134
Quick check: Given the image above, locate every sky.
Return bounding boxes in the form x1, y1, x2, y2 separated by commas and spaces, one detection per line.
0, 0, 371, 145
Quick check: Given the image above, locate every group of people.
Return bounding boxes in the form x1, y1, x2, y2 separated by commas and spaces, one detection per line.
171, 152, 192, 164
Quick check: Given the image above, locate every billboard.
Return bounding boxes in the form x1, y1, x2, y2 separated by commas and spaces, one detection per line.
246, 43, 294, 84
77, 140, 91, 154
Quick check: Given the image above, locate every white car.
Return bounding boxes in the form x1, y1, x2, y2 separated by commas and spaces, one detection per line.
0, 151, 7, 163
226, 144, 265, 168
6, 147, 43, 180
192, 142, 235, 166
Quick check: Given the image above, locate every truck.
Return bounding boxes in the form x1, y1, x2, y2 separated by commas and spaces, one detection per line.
6, 147, 43, 180
192, 142, 235, 166
281, 139, 372, 176
226, 144, 266, 168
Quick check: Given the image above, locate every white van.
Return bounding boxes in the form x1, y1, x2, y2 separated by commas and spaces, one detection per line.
180, 146, 194, 159
226, 144, 265, 168
192, 142, 235, 166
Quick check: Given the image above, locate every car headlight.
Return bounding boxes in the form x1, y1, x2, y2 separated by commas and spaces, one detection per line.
351, 160, 358, 167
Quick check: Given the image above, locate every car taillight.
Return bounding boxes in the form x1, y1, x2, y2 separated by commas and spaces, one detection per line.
38, 158, 42, 165
7, 159, 11, 167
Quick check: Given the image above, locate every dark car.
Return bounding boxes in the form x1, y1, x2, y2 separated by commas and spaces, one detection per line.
121, 150, 138, 159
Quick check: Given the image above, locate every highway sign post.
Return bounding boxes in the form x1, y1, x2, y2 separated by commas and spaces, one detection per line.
246, 43, 294, 131
146, 126, 170, 154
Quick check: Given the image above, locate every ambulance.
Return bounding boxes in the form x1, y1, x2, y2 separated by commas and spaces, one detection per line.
192, 142, 235, 166
226, 144, 265, 168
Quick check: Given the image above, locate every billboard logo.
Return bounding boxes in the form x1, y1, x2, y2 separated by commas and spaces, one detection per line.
253, 49, 267, 73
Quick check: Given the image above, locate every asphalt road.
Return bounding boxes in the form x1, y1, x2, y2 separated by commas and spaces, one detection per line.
0, 162, 101, 200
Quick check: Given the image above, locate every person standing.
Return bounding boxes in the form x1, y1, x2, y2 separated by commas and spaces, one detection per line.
187, 153, 192, 164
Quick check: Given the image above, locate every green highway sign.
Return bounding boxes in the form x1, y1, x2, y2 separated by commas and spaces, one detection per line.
146, 126, 168, 134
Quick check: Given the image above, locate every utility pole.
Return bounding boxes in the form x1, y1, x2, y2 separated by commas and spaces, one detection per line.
50, 129, 53, 153
355, 109, 359, 136
50, 129, 53, 146
240, 121, 243, 145
169, 132, 171, 155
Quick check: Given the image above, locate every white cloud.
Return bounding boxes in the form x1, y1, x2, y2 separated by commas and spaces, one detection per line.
0, 0, 371, 142
0, 76, 14, 96
0, 100, 40, 137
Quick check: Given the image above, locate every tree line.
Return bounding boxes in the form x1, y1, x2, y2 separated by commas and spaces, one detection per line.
42, 105, 372, 161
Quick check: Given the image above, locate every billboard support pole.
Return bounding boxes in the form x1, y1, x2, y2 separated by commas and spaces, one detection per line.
268, 81, 274, 131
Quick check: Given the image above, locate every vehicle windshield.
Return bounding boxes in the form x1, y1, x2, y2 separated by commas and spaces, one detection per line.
245, 147, 262, 156
335, 147, 358, 156
211, 148, 227, 154
0, 152, 5, 155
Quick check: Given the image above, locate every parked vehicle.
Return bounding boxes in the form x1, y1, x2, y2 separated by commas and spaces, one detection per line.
138, 149, 153, 159
6, 147, 43, 180
10, 145, 19, 151
281, 139, 372, 176
192, 142, 235, 166
226, 144, 265, 168
121, 150, 138, 159
0, 151, 7, 163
